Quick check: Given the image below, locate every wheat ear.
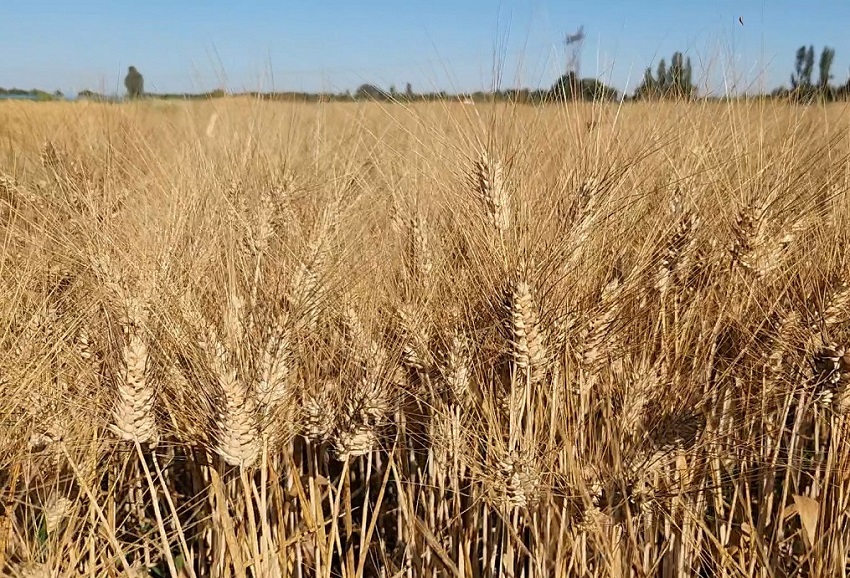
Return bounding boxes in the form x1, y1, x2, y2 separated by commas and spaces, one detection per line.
111, 297, 159, 446
406, 212, 433, 287
473, 152, 510, 237
442, 329, 472, 407
255, 314, 294, 440
511, 279, 548, 387
94, 252, 159, 447
656, 202, 700, 295
190, 294, 260, 468
396, 302, 432, 374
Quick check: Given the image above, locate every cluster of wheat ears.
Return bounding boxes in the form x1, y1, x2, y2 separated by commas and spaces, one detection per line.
1, 99, 850, 577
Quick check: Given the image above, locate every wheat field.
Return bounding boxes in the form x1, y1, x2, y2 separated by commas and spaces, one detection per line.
1, 97, 850, 577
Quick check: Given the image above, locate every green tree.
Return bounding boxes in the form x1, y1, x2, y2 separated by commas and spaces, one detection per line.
668, 52, 694, 97
633, 52, 694, 100
633, 67, 658, 99
354, 84, 387, 100
802, 45, 815, 88
791, 45, 807, 89
657, 59, 668, 93
819, 46, 836, 91
550, 73, 618, 102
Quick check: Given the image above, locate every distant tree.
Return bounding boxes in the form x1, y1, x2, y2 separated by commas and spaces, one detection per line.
669, 53, 683, 89
405, 82, 414, 100
354, 83, 387, 100
802, 45, 815, 88
633, 52, 694, 100
667, 52, 694, 98
633, 67, 658, 99
124, 66, 144, 99
819, 46, 836, 91
791, 46, 806, 90
550, 73, 618, 102
656, 59, 668, 93
789, 45, 835, 102
791, 45, 807, 89
551, 72, 579, 100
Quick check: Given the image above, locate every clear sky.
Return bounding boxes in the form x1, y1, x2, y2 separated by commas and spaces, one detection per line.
1, 0, 848, 97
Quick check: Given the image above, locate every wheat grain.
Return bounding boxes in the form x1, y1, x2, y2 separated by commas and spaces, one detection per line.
208, 331, 259, 468
331, 376, 392, 460
112, 322, 158, 446
821, 278, 850, 332
189, 297, 260, 468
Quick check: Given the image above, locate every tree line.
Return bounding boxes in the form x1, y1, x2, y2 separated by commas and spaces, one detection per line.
7, 46, 850, 104
772, 44, 844, 101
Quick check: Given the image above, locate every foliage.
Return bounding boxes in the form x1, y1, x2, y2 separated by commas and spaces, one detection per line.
550, 72, 619, 102
786, 45, 838, 102
354, 83, 389, 100
634, 51, 695, 100
0, 88, 63, 101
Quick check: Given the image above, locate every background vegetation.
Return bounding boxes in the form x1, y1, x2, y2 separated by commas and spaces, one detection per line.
4, 44, 850, 104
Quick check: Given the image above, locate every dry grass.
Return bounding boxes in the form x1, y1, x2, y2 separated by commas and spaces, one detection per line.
1, 96, 850, 577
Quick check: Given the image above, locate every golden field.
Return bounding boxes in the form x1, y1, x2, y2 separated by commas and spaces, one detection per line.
1, 97, 850, 577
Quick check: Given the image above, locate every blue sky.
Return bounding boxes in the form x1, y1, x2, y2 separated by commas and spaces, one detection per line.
1, 0, 848, 96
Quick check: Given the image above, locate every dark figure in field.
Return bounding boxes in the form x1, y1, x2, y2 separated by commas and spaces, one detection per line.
124, 66, 144, 99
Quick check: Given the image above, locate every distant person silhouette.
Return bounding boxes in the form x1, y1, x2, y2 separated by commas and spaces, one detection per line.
124, 66, 144, 99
